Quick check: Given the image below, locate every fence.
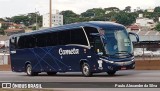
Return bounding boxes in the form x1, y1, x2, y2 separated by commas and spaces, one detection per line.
0, 53, 10, 65
133, 41, 160, 61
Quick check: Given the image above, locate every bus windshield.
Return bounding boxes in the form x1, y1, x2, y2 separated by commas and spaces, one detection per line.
102, 29, 133, 56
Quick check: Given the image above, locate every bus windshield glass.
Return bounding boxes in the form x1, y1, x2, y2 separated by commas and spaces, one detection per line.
102, 29, 133, 56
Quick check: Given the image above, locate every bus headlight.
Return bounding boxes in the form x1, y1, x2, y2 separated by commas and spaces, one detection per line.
99, 58, 114, 64
110, 61, 114, 63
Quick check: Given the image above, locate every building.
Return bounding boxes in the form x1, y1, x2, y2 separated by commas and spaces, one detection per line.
0, 35, 9, 49
136, 16, 155, 29
127, 24, 140, 31
43, 13, 63, 28
0, 22, 25, 30
0, 22, 9, 28
147, 7, 154, 13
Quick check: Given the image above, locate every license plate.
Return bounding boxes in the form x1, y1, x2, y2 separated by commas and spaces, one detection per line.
121, 67, 126, 70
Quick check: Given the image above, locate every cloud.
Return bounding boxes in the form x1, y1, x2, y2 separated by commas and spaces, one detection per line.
0, 0, 160, 17
0, 0, 11, 1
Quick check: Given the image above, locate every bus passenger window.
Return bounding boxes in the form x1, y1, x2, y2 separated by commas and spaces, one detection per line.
70, 28, 88, 46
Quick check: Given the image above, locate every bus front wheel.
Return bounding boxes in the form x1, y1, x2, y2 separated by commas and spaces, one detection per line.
26, 64, 38, 76
82, 63, 92, 77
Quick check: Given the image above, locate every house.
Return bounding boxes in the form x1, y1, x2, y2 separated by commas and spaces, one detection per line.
0, 35, 9, 49
8, 23, 25, 29
128, 25, 140, 31
136, 14, 156, 29
4, 29, 25, 36
0, 22, 10, 28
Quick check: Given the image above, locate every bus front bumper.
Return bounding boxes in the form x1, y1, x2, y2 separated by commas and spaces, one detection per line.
97, 58, 135, 72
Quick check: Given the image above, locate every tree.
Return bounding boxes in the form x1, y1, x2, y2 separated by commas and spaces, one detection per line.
152, 7, 160, 22
124, 6, 131, 13
0, 24, 8, 35
104, 7, 120, 12
60, 10, 79, 24
11, 13, 42, 27
0, 28, 5, 35
105, 12, 117, 21
11, 15, 29, 26
60, 10, 78, 17
114, 11, 136, 26
154, 7, 160, 13
0, 18, 5, 22
27, 13, 42, 27
155, 23, 160, 31
81, 8, 105, 17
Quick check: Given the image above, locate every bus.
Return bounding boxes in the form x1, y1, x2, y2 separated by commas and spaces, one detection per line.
9, 21, 139, 77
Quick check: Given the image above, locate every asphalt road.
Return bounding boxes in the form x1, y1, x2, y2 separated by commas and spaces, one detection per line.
1, 70, 160, 91
0, 70, 160, 82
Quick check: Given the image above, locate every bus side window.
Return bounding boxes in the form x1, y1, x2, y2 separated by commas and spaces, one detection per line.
70, 28, 88, 46
17, 36, 26, 49
36, 34, 47, 47
10, 37, 16, 50
47, 32, 58, 47
58, 30, 71, 45
84, 27, 105, 55
84, 27, 99, 46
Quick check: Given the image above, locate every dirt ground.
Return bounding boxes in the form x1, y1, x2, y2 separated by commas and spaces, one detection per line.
0, 60, 160, 71
0, 65, 11, 71
135, 60, 160, 70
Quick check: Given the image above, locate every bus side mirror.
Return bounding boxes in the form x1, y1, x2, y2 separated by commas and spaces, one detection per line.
129, 32, 139, 43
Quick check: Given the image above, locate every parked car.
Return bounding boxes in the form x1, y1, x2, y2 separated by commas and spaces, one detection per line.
152, 51, 160, 56
143, 51, 153, 57
134, 51, 143, 56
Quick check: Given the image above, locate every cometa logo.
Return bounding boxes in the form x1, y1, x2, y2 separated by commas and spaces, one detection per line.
59, 48, 79, 55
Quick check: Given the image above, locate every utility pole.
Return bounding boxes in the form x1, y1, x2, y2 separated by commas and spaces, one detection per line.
35, 8, 40, 30
35, 8, 38, 30
49, 0, 52, 28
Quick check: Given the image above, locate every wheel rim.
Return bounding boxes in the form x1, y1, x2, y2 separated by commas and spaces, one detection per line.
83, 65, 89, 75
27, 65, 31, 75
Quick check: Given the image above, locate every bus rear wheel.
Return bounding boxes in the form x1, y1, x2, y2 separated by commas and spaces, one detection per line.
47, 72, 57, 76
82, 63, 92, 77
26, 64, 38, 76
107, 71, 116, 76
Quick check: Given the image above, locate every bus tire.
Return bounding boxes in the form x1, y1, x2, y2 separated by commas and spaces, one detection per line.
107, 71, 116, 76
26, 64, 38, 76
82, 63, 92, 77
47, 72, 57, 76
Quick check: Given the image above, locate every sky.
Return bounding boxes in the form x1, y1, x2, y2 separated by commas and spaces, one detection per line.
0, 0, 160, 18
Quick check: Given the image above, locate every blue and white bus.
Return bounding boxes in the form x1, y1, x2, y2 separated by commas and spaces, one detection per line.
10, 21, 139, 77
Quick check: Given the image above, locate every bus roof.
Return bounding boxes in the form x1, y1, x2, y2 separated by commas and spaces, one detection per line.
10, 21, 125, 37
